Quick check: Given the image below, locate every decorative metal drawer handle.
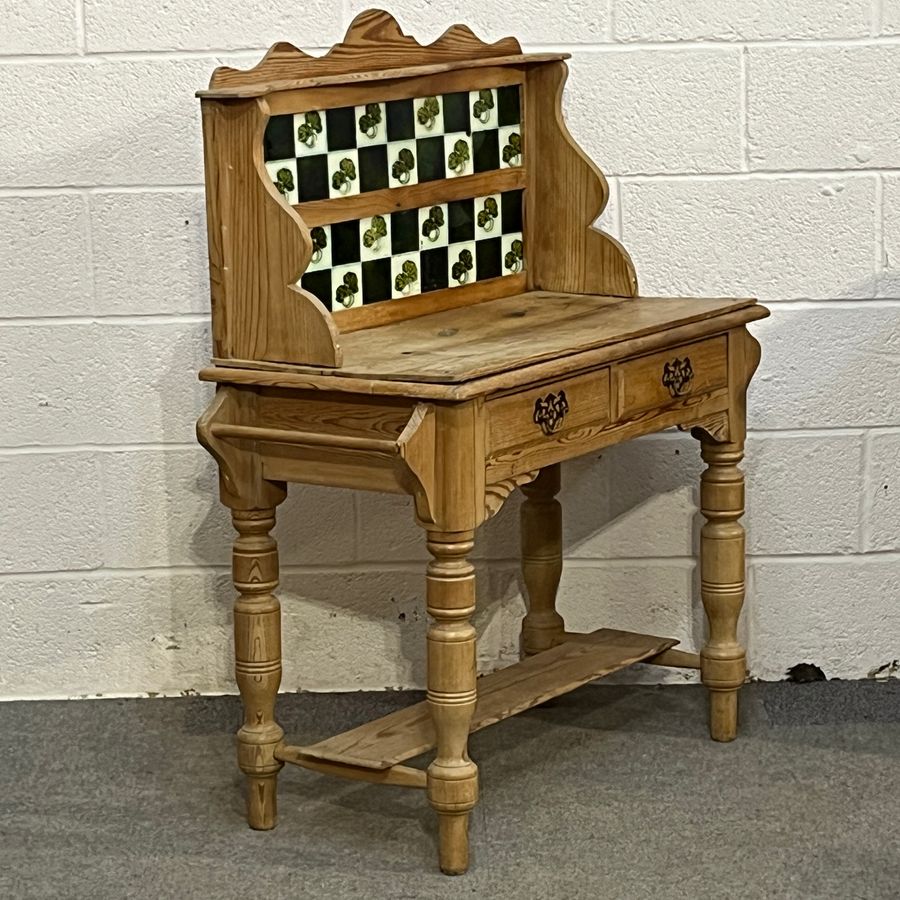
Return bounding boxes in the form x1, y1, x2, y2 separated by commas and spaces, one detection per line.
662, 356, 694, 398
533, 390, 570, 436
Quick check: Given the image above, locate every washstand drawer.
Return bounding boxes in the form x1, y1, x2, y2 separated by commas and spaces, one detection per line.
616, 336, 728, 417
487, 368, 611, 453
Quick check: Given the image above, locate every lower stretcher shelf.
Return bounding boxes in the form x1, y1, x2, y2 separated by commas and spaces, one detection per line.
296, 628, 678, 770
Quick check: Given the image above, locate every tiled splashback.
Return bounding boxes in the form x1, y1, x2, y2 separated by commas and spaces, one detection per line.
299, 190, 524, 311
262, 84, 525, 312
263, 85, 522, 202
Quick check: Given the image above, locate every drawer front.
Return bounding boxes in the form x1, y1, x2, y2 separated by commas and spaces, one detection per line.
487, 368, 611, 453
617, 337, 728, 418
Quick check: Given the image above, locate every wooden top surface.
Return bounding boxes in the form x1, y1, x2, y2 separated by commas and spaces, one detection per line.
261, 292, 762, 383
198, 52, 568, 99
203, 292, 767, 398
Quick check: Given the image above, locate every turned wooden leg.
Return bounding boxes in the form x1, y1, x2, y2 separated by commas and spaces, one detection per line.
520, 464, 566, 656
698, 439, 747, 742
425, 531, 479, 875
231, 507, 284, 829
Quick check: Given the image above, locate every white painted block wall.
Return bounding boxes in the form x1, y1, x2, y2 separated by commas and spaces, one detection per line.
1, 2, 898, 699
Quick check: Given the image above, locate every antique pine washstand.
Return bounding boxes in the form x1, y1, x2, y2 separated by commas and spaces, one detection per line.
195, 10, 768, 875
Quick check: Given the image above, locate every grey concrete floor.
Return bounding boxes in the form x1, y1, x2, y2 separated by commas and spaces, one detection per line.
1, 682, 899, 899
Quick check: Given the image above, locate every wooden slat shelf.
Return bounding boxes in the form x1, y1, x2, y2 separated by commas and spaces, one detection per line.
298, 628, 678, 770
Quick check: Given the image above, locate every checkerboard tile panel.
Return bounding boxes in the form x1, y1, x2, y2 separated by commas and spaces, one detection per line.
263, 85, 522, 202
300, 189, 525, 312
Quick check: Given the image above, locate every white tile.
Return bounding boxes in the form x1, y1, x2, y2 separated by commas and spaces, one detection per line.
330, 263, 362, 310
326, 149, 360, 198
501, 232, 525, 275
293, 110, 326, 157
448, 242, 476, 286
391, 253, 422, 299
307, 224, 331, 271
498, 125, 523, 168
354, 102, 387, 145
469, 88, 497, 131
445, 133, 473, 177
359, 213, 390, 262
264, 159, 298, 205
388, 140, 418, 187
418, 203, 448, 248
414, 95, 443, 138
474, 194, 502, 237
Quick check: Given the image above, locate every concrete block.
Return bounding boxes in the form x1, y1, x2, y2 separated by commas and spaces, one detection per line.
0, 59, 210, 188
616, 0, 871, 41
866, 432, 900, 552
745, 434, 863, 555
565, 49, 742, 175
345, 1, 610, 45
0, 195, 92, 318
0, 453, 103, 573
748, 47, 900, 171
879, 175, 900, 298
0, 570, 231, 698
84, 0, 343, 52
749, 559, 900, 680
90, 191, 209, 315
621, 176, 876, 301
747, 307, 900, 430
0, 321, 212, 446
0, 0, 77, 55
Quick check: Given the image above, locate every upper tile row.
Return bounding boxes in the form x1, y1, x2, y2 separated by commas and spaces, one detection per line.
265, 86, 520, 158
262, 85, 522, 203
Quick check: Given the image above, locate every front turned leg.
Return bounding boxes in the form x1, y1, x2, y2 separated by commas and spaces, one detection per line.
520, 464, 566, 656
425, 531, 479, 875
698, 440, 747, 742
231, 508, 284, 829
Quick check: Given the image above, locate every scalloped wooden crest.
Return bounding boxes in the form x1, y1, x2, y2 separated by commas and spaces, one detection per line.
208, 9, 523, 92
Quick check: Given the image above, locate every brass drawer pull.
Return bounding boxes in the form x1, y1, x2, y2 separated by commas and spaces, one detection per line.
662, 357, 694, 398
533, 390, 569, 436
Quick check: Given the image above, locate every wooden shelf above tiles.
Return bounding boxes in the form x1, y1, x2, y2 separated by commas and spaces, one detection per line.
198, 52, 569, 99
295, 168, 526, 227
294, 628, 678, 771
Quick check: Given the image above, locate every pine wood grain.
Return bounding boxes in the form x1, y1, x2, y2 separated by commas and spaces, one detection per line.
201, 99, 341, 366
275, 747, 427, 788
195, 12, 769, 876
266, 64, 524, 115
203, 10, 533, 97
202, 306, 769, 400
298, 629, 678, 770
615, 336, 728, 418
525, 62, 637, 298
296, 169, 526, 229
329, 293, 759, 382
